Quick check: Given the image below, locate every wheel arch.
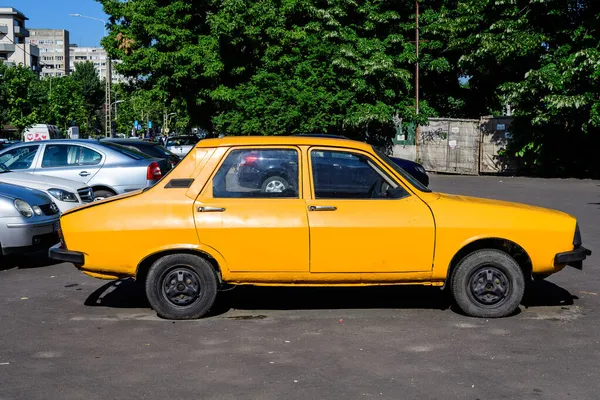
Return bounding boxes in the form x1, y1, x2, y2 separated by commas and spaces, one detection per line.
136, 248, 222, 287
90, 185, 117, 196
444, 237, 532, 289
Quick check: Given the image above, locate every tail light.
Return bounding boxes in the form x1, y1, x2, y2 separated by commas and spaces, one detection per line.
240, 153, 259, 166
147, 161, 162, 180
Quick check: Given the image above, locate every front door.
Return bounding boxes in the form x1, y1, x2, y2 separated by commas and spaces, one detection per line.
35, 144, 104, 183
194, 147, 309, 273
307, 148, 435, 273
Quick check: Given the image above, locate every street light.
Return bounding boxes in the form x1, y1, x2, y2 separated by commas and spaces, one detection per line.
111, 100, 124, 121
70, 13, 111, 137
164, 112, 177, 135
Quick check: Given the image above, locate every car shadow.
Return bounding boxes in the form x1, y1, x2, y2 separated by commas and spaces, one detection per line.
83, 278, 578, 317
0, 253, 64, 271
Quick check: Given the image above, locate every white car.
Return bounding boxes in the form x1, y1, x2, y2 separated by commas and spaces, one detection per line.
165, 135, 199, 158
0, 170, 94, 213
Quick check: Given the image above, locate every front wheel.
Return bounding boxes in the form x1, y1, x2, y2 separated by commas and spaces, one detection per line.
145, 254, 218, 320
451, 249, 525, 318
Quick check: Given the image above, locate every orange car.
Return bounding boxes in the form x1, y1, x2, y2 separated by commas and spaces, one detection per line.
49, 136, 591, 319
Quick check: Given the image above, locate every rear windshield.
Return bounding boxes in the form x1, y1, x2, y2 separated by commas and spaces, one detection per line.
99, 142, 153, 160
167, 137, 198, 147
133, 144, 176, 158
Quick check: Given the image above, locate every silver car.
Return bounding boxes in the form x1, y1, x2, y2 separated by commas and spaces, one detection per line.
0, 182, 59, 259
0, 140, 172, 199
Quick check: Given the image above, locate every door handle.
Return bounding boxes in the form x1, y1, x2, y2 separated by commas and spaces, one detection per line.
79, 171, 90, 177
308, 205, 337, 212
197, 206, 226, 212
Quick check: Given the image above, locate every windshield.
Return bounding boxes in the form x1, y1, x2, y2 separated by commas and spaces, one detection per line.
100, 142, 153, 160
167, 137, 198, 147
373, 147, 431, 193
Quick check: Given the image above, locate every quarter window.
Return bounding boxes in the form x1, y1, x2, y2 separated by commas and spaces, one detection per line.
212, 148, 299, 198
310, 150, 407, 199
42, 145, 102, 168
0, 145, 39, 170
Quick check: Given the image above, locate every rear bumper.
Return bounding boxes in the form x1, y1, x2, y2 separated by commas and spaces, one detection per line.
48, 243, 85, 265
554, 246, 592, 270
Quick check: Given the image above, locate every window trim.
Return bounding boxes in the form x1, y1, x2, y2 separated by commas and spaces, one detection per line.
307, 146, 410, 201
203, 145, 303, 200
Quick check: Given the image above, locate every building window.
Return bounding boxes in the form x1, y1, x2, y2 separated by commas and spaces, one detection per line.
56, 40, 63, 45
55, 56, 63, 61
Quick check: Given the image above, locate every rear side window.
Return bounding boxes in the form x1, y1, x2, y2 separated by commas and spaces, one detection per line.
41, 145, 102, 167
212, 148, 299, 198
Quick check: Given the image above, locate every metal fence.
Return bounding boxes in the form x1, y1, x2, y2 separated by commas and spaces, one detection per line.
392, 116, 516, 175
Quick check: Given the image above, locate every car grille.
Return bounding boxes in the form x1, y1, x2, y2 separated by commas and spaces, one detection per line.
77, 187, 94, 203
39, 203, 59, 216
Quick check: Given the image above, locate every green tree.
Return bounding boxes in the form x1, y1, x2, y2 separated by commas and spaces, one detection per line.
2, 65, 44, 134
71, 61, 104, 133
99, 0, 447, 141
39, 76, 88, 133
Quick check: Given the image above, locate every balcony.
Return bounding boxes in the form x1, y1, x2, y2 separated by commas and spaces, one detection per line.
0, 43, 15, 52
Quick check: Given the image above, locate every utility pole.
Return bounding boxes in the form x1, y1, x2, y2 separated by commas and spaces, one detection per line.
105, 58, 112, 137
415, 0, 420, 161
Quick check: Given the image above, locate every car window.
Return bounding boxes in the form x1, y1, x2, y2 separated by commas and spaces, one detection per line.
99, 142, 150, 160
42, 145, 102, 168
310, 150, 406, 199
167, 137, 198, 147
0, 145, 39, 170
212, 148, 299, 198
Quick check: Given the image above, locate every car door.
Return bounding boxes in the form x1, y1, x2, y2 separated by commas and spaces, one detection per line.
35, 144, 104, 183
194, 146, 309, 272
307, 148, 435, 273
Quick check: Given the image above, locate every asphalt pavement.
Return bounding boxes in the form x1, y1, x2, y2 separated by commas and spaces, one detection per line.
0, 175, 599, 400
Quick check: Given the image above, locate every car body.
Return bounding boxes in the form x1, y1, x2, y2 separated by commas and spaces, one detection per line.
101, 138, 180, 170
0, 169, 94, 212
165, 136, 200, 158
50, 136, 590, 320
0, 182, 59, 257
0, 140, 172, 199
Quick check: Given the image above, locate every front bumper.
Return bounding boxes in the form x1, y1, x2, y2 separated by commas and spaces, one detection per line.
48, 243, 85, 265
2, 217, 59, 255
554, 246, 592, 270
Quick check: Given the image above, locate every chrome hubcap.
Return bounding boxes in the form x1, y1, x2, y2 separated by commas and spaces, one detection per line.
265, 180, 285, 193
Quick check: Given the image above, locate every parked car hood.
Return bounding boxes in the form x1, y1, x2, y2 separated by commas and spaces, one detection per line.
0, 172, 87, 192
0, 182, 52, 205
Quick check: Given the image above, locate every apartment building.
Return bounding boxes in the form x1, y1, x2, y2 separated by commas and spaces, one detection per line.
69, 44, 126, 84
0, 7, 39, 71
26, 29, 70, 76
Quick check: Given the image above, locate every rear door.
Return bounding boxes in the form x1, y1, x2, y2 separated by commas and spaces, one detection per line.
194, 146, 309, 272
34, 144, 104, 183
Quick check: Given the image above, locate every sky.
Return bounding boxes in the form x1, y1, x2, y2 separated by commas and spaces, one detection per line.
9, 0, 109, 47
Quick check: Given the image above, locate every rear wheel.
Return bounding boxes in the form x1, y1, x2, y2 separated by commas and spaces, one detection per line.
145, 254, 218, 320
261, 176, 289, 193
93, 189, 116, 200
451, 249, 525, 318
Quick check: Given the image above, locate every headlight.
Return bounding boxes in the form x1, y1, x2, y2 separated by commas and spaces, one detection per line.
48, 188, 78, 202
14, 199, 34, 218
32, 205, 42, 216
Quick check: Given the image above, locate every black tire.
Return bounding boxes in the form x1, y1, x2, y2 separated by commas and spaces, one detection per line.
145, 254, 217, 320
451, 249, 525, 318
93, 189, 116, 200
261, 176, 289, 193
